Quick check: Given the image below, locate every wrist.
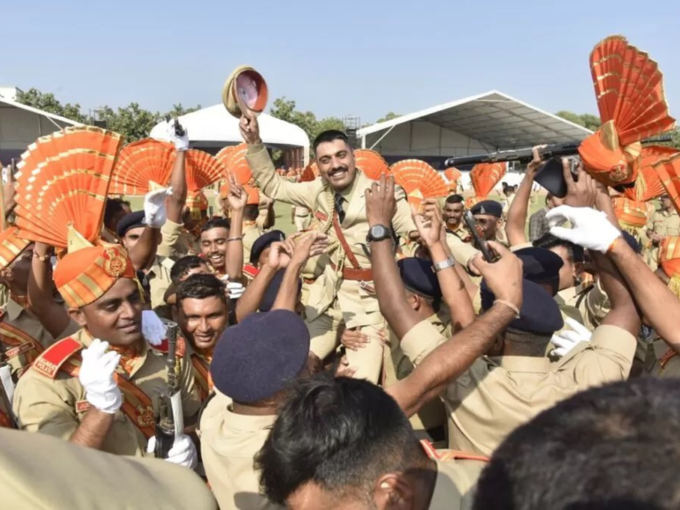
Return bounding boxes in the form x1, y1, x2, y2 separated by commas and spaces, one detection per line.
428, 242, 448, 261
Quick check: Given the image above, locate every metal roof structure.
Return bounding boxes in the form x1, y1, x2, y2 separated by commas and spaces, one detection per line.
358, 90, 592, 152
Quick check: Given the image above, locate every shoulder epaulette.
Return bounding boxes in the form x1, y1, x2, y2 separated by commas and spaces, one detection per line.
152, 336, 186, 358
419, 440, 489, 463
243, 264, 259, 279
32, 337, 83, 379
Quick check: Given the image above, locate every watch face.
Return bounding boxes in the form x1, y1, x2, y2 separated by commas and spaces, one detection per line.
369, 225, 388, 240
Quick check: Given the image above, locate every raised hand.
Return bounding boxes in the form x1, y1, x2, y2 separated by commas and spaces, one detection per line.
227, 174, 248, 211
239, 111, 262, 145
471, 241, 523, 310
143, 187, 173, 228
547, 205, 621, 254
78, 339, 122, 414
413, 198, 443, 248
365, 173, 396, 227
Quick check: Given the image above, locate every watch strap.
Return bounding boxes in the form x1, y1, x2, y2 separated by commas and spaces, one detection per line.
433, 257, 456, 272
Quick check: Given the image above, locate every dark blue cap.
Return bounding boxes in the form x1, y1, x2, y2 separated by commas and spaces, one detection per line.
513, 247, 564, 296
116, 211, 145, 237
621, 231, 641, 254
250, 230, 286, 264
259, 269, 302, 312
481, 279, 563, 335
471, 200, 502, 218
210, 309, 310, 403
397, 258, 442, 299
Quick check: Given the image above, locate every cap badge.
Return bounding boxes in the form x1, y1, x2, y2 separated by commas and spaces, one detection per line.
102, 247, 127, 278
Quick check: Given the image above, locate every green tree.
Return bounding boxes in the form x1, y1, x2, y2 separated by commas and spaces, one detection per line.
95, 103, 161, 142
376, 112, 401, 123
164, 103, 202, 119
555, 111, 601, 131
16, 88, 87, 123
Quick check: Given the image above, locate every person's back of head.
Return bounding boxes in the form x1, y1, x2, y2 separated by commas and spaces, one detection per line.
255, 375, 430, 508
170, 255, 211, 285
243, 204, 259, 221
474, 377, 680, 510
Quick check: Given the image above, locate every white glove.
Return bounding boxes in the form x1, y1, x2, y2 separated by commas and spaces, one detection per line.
79, 339, 122, 414
141, 310, 167, 347
143, 187, 172, 228
551, 317, 593, 358
146, 434, 198, 470
546, 205, 621, 254
166, 118, 189, 152
227, 281, 245, 299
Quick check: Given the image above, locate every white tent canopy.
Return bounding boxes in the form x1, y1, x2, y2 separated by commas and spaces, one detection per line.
357, 91, 592, 167
150, 104, 309, 159
0, 97, 81, 162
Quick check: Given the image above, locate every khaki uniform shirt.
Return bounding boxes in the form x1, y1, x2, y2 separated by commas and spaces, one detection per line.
445, 232, 480, 268
647, 209, 680, 237
501, 194, 515, 221
200, 391, 281, 510
0, 428, 217, 510
13, 328, 201, 457
243, 222, 265, 265
1, 299, 80, 380
400, 320, 636, 456
247, 144, 416, 328
429, 459, 486, 510
158, 219, 198, 260
147, 256, 175, 313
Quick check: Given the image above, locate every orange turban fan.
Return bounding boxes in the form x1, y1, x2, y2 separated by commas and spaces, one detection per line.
0, 226, 31, 271
186, 190, 209, 220
244, 185, 260, 205
612, 197, 647, 232
659, 237, 680, 297
54, 244, 136, 308
219, 184, 230, 199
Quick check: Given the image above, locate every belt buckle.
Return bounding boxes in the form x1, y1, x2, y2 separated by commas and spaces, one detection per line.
359, 280, 368, 290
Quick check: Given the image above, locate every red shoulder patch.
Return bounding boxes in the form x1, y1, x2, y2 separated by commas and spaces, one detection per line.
243, 264, 259, 279
32, 337, 83, 379
176, 337, 186, 358
152, 337, 186, 357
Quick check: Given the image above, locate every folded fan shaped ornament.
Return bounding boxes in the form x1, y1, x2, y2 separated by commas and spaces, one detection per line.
354, 149, 390, 180
225, 143, 254, 186
470, 162, 507, 197
109, 139, 176, 195
653, 153, 680, 215
185, 149, 226, 192
390, 160, 448, 210
215, 145, 237, 172
621, 145, 677, 202
579, 35, 675, 187
299, 162, 319, 183
612, 196, 648, 233
13, 126, 122, 249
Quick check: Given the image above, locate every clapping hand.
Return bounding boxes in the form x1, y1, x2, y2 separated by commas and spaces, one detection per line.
365, 174, 396, 227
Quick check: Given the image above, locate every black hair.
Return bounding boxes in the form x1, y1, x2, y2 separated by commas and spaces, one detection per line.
170, 255, 209, 285
200, 217, 231, 234
104, 199, 126, 230
244, 204, 259, 222
255, 375, 429, 505
533, 233, 584, 264
474, 377, 680, 510
312, 130, 349, 153
504, 329, 552, 356
445, 194, 464, 205
175, 273, 227, 306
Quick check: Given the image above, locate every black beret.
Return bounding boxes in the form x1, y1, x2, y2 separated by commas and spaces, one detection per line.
259, 269, 302, 312
397, 258, 442, 299
470, 200, 502, 218
621, 231, 642, 254
211, 309, 310, 403
116, 211, 146, 237
250, 230, 286, 265
481, 279, 563, 335
513, 247, 564, 296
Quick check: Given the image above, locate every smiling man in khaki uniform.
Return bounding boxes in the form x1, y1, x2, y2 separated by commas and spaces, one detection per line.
240, 114, 416, 383
646, 194, 680, 269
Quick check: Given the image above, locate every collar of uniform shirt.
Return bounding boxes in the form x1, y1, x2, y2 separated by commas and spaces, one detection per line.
489, 355, 552, 373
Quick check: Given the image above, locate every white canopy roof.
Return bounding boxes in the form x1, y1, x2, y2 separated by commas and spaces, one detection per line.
0, 97, 81, 161
358, 90, 591, 151
150, 104, 309, 152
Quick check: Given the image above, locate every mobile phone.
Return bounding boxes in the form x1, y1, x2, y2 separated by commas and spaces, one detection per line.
534, 157, 579, 198
165, 116, 186, 138
463, 211, 497, 263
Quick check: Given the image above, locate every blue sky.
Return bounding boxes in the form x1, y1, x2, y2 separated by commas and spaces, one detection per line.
2, 0, 679, 124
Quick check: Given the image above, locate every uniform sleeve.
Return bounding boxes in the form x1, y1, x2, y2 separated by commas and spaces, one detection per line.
445, 234, 481, 268
584, 281, 610, 328
400, 320, 447, 367
558, 324, 636, 387
13, 373, 79, 440
246, 144, 318, 209
158, 220, 186, 259
179, 348, 202, 421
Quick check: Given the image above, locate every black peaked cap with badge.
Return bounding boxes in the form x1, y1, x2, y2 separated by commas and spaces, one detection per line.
210, 309, 310, 403
480, 279, 563, 335
397, 258, 442, 299
116, 211, 146, 238
470, 200, 502, 218
513, 247, 564, 296
250, 230, 286, 265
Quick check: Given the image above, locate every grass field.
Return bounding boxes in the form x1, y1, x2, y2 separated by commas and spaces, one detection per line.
125, 190, 548, 237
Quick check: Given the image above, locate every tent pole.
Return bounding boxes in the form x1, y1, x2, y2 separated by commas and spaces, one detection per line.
368, 125, 395, 151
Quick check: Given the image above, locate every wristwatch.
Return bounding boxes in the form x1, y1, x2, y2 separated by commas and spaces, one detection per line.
433, 257, 456, 272
367, 225, 392, 243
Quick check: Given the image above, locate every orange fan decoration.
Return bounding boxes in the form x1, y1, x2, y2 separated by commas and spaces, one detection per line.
299, 162, 319, 183
109, 139, 176, 195
354, 149, 389, 180
653, 153, 680, 215
185, 149, 226, 192
622, 146, 677, 202
13, 126, 122, 248
390, 160, 448, 210
612, 197, 648, 235
215, 144, 237, 170
0, 226, 31, 271
659, 237, 680, 296
443, 167, 462, 193
224, 143, 253, 185
579, 35, 675, 187
470, 162, 507, 197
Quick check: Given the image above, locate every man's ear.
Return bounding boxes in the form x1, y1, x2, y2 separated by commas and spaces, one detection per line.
373, 473, 414, 510
68, 307, 87, 328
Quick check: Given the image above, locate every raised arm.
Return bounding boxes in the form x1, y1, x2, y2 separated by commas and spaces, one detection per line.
240, 113, 317, 208
27, 243, 71, 339
506, 146, 544, 246
387, 243, 523, 417
224, 175, 246, 282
